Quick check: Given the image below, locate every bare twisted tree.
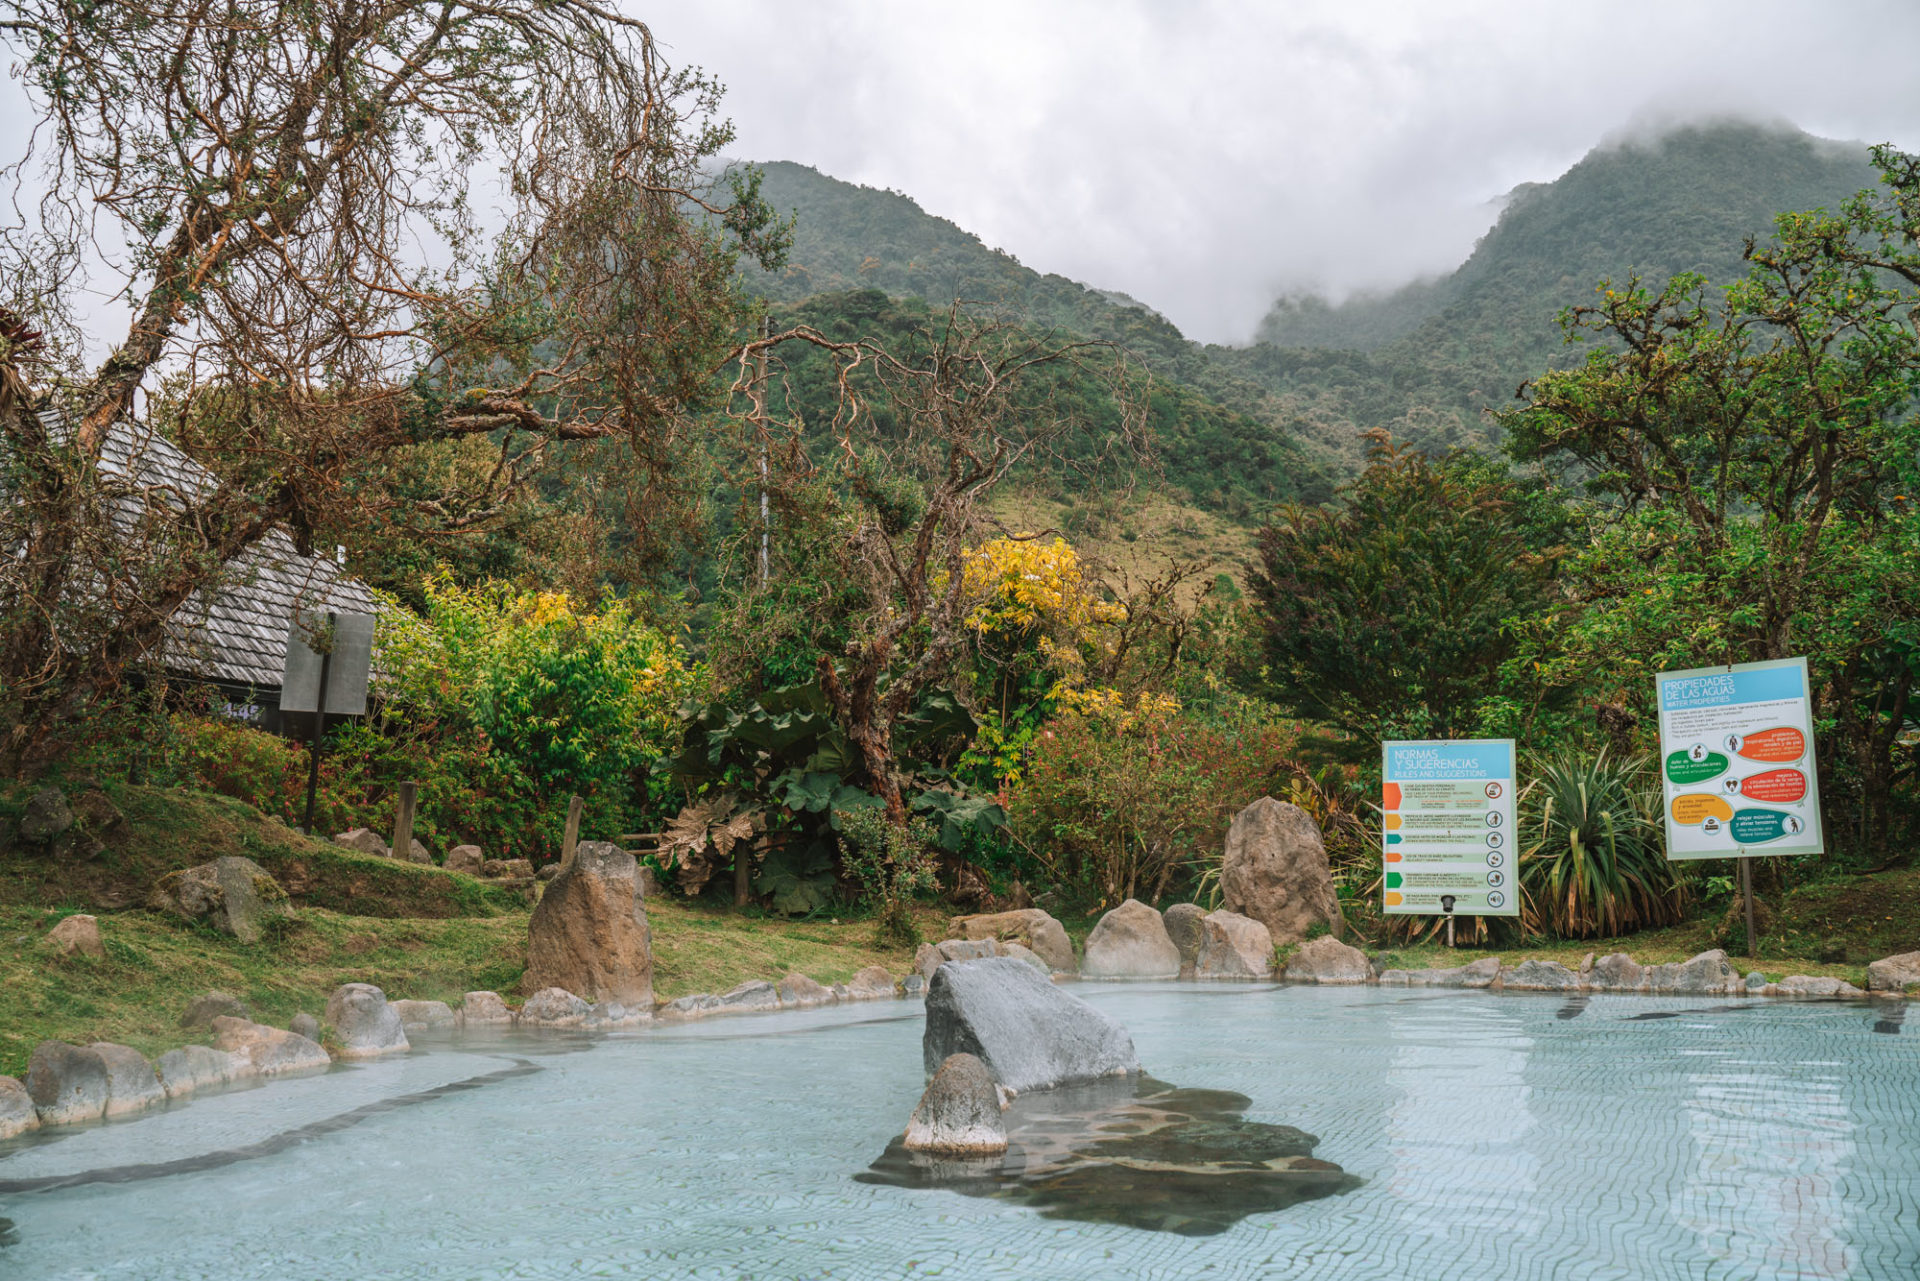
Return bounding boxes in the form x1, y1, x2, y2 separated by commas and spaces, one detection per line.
0, 0, 785, 771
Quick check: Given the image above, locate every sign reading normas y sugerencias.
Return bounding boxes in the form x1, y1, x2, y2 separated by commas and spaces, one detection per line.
1656, 657, 1822, 860
1382, 739, 1517, 917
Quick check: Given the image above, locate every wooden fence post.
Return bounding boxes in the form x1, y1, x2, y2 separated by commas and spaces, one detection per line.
392, 781, 417, 863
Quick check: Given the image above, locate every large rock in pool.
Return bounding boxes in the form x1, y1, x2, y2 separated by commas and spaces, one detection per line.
1194, 910, 1275, 978
1220, 797, 1343, 944
948, 909, 1077, 974
1082, 899, 1181, 979
906, 1053, 1008, 1154
924, 956, 1139, 1093
326, 983, 410, 1058
148, 856, 289, 943
524, 841, 653, 1006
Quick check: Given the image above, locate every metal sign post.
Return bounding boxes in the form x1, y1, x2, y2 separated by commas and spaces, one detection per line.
1654, 658, 1823, 957
283, 610, 375, 836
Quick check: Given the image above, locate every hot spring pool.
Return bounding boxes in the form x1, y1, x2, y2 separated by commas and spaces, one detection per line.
2, 984, 1916, 1279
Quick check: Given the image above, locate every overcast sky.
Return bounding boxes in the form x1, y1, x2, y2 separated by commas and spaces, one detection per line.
6, 2, 1920, 349
651, 0, 1920, 343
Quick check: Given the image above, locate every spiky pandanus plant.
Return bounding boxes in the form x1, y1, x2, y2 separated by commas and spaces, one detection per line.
1518, 751, 1689, 938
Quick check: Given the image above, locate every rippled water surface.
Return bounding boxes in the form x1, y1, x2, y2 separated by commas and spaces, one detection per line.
3, 984, 1917, 1279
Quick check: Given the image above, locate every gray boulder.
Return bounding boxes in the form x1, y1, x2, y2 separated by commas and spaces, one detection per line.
585, 1001, 649, 1028
1194, 910, 1275, 978
180, 990, 250, 1029
662, 992, 723, 1017
391, 999, 457, 1030
289, 1012, 321, 1041
324, 983, 410, 1058
459, 992, 513, 1025
905, 1053, 1008, 1154
401, 838, 433, 865
1220, 797, 1343, 944
1284, 935, 1371, 984
1081, 899, 1181, 979
947, 908, 1077, 974
25, 1041, 110, 1125
1502, 959, 1580, 991
1773, 974, 1867, 999
1378, 956, 1501, 988
777, 973, 834, 1009
717, 980, 781, 1014
88, 1043, 164, 1117
0, 1075, 37, 1139
333, 827, 390, 857
900, 973, 927, 998
924, 956, 1139, 1093
444, 844, 485, 875
1162, 902, 1208, 975
211, 1017, 330, 1077
155, 1044, 240, 1100
1644, 950, 1742, 996
484, 858, 536, 878
43, 913, 104, 958
149, 856, 288, 943
1867, 951, 1920, 994
524, 841, 653, 1006
914, 937, 1003, 980
1586, 952, 1647, 992
846, 965, 897, 1000
519, 987, 591, 1026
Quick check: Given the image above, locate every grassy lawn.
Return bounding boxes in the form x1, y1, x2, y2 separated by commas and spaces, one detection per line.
5, 779, 1913, 1079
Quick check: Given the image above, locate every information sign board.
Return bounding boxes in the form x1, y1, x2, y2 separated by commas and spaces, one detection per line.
282, 611, 374, 716
1382, 739, 1517, 916
1655, 658, 1822, 860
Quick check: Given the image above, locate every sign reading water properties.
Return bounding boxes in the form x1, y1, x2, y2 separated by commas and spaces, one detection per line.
1382, 739, 1518, 917
1655, 657, 1823, 860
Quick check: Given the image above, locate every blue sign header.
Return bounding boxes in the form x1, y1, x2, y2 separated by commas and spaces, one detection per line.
1658, 662, 1806, 711
1384, 740, 1512, 781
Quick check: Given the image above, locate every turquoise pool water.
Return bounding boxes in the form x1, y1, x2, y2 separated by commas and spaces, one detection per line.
2, 984, 1916, 1278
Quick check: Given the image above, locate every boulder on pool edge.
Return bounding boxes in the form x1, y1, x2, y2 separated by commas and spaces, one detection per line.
25, 1041, 111, 1125
1081, 899, 1181, 979
947, 908, 1077, 974
0, 1075, 38, 1139
1284, 935, 1371, 984
1867, 951, 1920, 994
924, 956, 1139, 1093
1194, 910, 1275, 978
325, 983, 410, 1058
523, 841, 654, 1007
905, 1053, 1008, 1154
211, 1016, 330, 1077
1220, 797, 1343, 944
1162, 902, 1208, 976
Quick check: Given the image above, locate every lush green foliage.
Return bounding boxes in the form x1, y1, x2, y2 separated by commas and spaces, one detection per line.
1517, 753, 1688, 938
835, 805, 939, 946
1249, 441, 1574, 751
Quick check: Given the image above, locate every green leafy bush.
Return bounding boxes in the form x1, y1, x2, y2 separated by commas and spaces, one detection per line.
1518, 752, 1688, 938
836, 805, 938, 946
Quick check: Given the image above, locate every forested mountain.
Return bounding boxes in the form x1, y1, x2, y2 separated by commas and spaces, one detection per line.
1229, 122, 1883, 456
745, 120, 1887, 478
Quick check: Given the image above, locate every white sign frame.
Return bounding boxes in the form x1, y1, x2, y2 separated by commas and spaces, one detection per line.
1382, 738, 1518, 917
1654, 657, 1823, 861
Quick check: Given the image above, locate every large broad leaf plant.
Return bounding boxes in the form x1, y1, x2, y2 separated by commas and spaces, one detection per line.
657, 679, 1003, 914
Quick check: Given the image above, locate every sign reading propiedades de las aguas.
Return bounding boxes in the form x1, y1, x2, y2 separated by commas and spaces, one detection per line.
1656, 657, 1823, 860
1382, 739, 1517, 917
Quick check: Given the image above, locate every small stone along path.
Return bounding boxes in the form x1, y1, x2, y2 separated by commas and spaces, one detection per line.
8, 885, 1915, 1153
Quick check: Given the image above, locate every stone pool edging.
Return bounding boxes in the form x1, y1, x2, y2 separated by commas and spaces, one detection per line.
1283, 940, 1881, 1000
1, 966, 921, 1144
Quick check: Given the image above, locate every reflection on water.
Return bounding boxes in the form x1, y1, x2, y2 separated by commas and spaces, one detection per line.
858, 1075, 1362, 1235
1674, 1061, 1857, 1278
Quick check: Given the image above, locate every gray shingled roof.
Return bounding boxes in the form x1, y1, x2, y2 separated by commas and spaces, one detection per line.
42, 410, 378, 693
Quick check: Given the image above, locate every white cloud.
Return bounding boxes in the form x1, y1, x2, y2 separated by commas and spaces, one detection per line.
649, 0, 1920, 342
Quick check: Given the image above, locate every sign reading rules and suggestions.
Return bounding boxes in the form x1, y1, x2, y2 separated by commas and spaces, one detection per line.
1655, 657, 1823, 860
1382, 739, 1517, 917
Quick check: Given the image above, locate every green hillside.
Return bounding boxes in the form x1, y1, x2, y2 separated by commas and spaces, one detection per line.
1226, 122, 1883, 457
745, 122, 1887, 472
